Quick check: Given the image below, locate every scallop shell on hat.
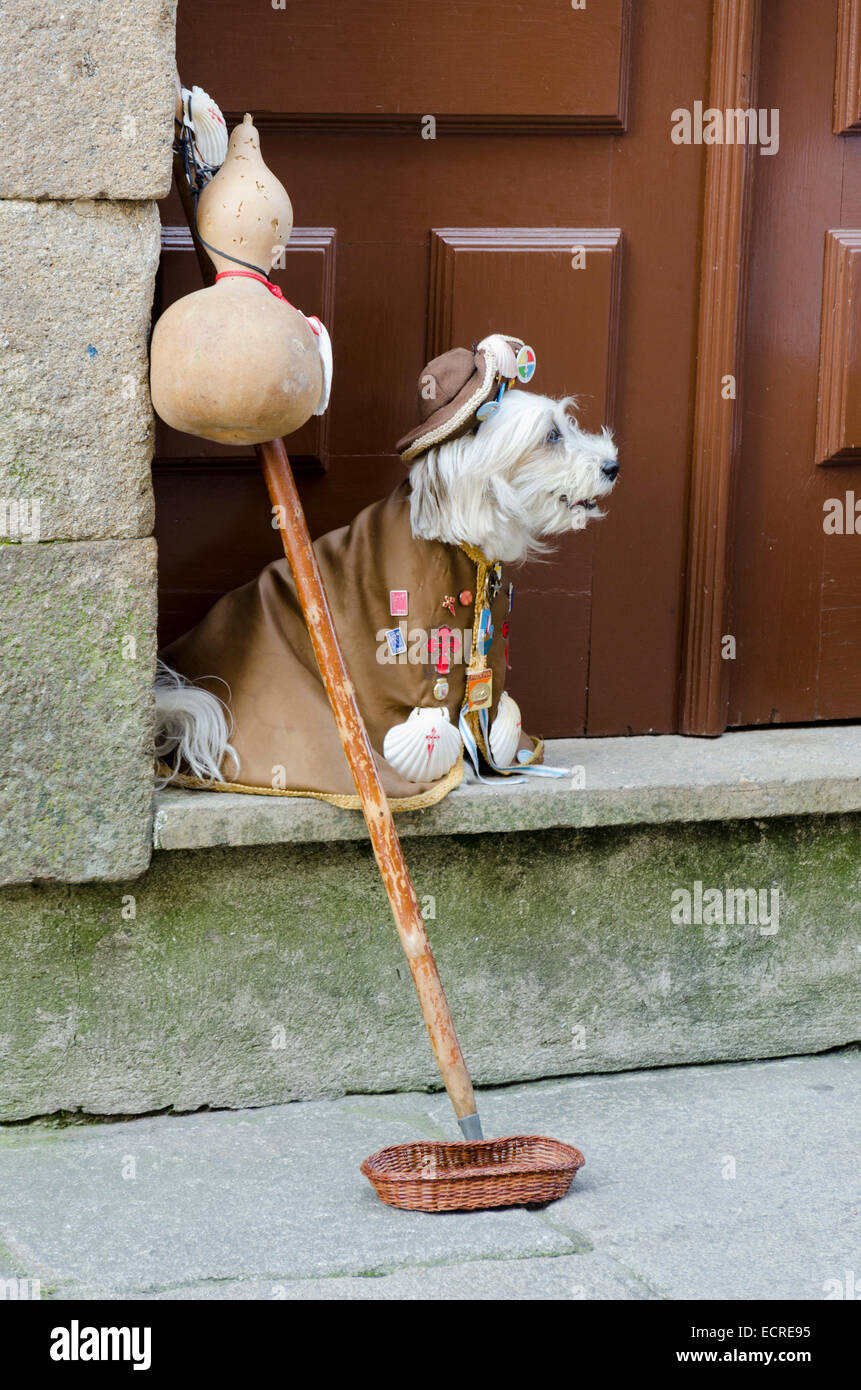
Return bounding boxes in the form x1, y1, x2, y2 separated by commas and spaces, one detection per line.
489, 691, 522, 768
383, 707, 462, 783
184, 85, 228, 170
477, 333, 519, 381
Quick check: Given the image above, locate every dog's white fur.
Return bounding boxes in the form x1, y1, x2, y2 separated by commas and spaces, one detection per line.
153, 659, 239, 787
155, 390, 618, 781
409, 390, 618, 562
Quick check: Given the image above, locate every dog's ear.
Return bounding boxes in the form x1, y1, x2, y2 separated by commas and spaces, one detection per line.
408, 455, 449, 541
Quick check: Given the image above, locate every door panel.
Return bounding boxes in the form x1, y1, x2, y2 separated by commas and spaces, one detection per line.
180, 0, 633, 130
425, 227, 622, 732
427, 229, 622, 431
728, 0, 861, 725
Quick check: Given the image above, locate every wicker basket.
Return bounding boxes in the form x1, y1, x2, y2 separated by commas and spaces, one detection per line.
361, 1134, 585, 1212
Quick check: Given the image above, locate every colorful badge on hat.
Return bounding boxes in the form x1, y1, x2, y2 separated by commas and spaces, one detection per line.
487, 562, 502, 602
389, 589, 408, 617
466, 669, 493, 710
385, 627, 407, 656
516, 345, 536, 383
433, 677, 449, 701
441, 594, 456, 617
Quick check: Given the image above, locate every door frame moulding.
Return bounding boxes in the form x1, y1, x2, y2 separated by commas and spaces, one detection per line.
814, 229, 861, 464
834, 0, 861, 134
680, 0, 762, 736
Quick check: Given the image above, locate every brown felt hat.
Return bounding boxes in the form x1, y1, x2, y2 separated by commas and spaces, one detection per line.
396, 333, 535, 462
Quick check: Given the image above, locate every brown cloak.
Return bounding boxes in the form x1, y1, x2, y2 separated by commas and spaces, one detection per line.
160, 480, 541, 809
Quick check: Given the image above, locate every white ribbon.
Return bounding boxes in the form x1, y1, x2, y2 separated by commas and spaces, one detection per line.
458, 707, 569, 782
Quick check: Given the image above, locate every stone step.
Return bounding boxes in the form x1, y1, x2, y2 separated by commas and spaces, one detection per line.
1, 732, 859, 1118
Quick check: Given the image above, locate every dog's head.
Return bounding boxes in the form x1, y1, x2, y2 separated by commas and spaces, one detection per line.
409, 389, 619, 563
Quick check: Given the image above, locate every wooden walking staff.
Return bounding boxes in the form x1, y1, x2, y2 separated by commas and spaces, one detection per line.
260, 441, 481, 1136
152, 82, 483, 1140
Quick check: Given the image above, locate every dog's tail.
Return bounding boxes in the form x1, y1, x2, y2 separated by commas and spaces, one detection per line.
154, 659, 239, 787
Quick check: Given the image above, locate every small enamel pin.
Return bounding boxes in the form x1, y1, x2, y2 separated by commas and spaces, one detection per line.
385, 627, 407, 656
458, 589, 473, 607
442, 594, 456, 616
389, 589, 408, 617
508, 582, 514, 612
433, 677, 449, 700
467, 670, 493, 710
477, 608, 494, 655
487, 563, 502, 602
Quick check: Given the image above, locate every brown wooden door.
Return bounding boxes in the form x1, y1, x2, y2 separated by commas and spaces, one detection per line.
726, 0, 861, 726
156, 0, 713, 736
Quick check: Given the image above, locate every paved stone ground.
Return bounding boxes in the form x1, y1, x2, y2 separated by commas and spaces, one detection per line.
0, 1050, 857, 1301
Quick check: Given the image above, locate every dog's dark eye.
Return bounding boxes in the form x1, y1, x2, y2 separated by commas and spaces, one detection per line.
546, 426, 563, 445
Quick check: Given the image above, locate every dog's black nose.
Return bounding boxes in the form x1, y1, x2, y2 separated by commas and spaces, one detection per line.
602, 460, 619, 480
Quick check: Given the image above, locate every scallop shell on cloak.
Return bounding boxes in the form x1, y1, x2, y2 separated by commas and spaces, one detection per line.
489, 691, 522, 768
382, 707, 462, 783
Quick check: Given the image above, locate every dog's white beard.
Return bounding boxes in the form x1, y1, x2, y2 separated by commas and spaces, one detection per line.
409, 389, 618, 563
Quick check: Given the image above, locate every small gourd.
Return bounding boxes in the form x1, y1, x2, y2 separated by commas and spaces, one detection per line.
150, 114, 325, 445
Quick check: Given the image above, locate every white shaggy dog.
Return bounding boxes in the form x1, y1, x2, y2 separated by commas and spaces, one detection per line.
155, 387, 618, 785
